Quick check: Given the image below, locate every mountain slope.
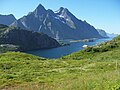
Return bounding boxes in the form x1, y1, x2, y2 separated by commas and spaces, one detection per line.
0, 14, 16, 25
0, 24, 60, 51
62, 35, 120, 60
11, 4, 102, 40
97, 29, 109, 38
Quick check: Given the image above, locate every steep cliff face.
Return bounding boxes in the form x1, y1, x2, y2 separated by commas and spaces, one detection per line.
0, 14, 16, 25
0, 24, 60, 51
11, 4, 102, 40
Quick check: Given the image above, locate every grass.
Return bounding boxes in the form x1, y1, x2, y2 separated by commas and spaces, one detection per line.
0, 36, 120, 90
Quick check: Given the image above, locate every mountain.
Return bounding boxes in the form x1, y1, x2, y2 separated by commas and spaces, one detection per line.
97, 29, 109, 38
0, 24, 60, 51
0, 14, 16, 25
11, 4, 102, 40
107, 33, 119, 38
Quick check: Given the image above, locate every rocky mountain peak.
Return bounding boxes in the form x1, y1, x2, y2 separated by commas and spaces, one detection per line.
55, 7, 77, 22
37, 4, 45, 10
46, 9, 56, 17
55, 7, 69, 15
34, 4, 47, 16
8, 14, 14, 17
58, 7, 65, 13
11, 5, 103, 40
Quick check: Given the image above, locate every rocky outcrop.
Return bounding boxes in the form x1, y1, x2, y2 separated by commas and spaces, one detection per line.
11, 4, 102, 40
0, 25, 60, 51
0, 14, 16, 25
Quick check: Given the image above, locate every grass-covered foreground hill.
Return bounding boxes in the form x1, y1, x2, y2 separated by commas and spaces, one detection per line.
0, 36, 120, 90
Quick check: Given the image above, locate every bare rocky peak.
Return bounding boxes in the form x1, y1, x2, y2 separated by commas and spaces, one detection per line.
11, 4, 103, 40
33, 4, 47, 16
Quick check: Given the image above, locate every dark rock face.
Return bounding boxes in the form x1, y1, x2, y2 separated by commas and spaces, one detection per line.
11, 4, 102, 40
0, 14, 16, 25
97, 29, 109, 38
0, 25, 60, 51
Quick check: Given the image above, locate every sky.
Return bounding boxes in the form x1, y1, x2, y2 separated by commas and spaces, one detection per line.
0, 0, 120, 34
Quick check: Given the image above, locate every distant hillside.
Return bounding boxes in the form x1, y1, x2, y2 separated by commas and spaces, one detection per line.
62, 35, 120, 60
11, 4, 102, 40
97, 29, 108, 38
0, 24, 60, 52
0, 14, 16, 25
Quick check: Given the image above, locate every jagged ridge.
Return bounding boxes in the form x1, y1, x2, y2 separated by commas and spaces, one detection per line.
11, 4, 102, 40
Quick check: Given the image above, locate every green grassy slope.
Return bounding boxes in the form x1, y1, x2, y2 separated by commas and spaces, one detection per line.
0, 36, 120, 90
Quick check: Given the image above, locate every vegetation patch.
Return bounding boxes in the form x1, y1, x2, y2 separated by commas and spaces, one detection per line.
0, 36, 120, 90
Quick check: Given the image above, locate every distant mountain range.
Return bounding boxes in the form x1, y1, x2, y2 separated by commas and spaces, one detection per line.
0, 14, 16, 25
107, 33, 119, 38
0, 24, 60, 51
10, 4, 102, 40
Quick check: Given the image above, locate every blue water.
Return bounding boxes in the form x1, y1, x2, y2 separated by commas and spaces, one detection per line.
26, 38, 113, 59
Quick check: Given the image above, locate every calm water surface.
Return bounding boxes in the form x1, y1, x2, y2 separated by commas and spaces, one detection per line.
26, 38, 113, 59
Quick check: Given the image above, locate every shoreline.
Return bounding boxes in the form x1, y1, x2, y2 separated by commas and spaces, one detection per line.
58, 38, 98, 44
